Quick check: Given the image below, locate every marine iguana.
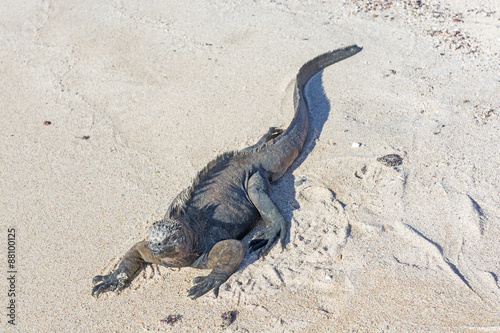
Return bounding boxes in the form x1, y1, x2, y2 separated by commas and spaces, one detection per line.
92, 45, 362, 300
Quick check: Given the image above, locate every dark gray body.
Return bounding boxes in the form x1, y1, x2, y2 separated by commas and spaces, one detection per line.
92, 45, 362, 299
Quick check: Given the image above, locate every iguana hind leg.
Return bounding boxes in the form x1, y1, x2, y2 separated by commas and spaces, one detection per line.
256, 127, 283, 144
187, 239, 244, 299
92, 241, 158, 297
242, 127, 284, 152
247, 172, 287, 255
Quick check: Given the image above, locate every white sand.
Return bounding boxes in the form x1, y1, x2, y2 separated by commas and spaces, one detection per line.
1, 0, 499, 331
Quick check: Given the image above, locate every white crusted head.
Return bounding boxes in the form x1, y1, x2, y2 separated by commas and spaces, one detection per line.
148, 220, 184, 256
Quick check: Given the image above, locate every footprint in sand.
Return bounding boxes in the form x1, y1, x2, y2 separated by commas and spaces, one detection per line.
227, 181, 351, 300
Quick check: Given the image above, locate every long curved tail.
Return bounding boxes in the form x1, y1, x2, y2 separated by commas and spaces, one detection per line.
288, 45, 363, 147
295, 45, 363, 114
264, 45, 363, 180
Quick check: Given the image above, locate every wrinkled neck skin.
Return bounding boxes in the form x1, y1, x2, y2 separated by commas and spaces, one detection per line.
148, 218, 199, 268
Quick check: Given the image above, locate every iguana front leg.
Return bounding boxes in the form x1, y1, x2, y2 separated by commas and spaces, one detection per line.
92, 241, 158, 297
187, 239, 244, 299
247, 172, 287, 255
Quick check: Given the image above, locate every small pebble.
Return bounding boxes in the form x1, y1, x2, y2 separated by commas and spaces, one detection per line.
221, 310, 238, 326
160, 314, 182, 326
352, 142, 362, 148
377, 154, 403, 167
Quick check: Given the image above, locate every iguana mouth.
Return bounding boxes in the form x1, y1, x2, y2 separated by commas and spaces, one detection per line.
149, 243, 175, 257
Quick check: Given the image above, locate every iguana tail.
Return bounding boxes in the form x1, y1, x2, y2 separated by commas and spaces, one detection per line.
264, 45, 363, 181
288, 45, 363, 150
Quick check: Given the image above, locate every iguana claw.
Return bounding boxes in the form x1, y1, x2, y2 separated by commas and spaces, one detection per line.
249, 239, 268, 253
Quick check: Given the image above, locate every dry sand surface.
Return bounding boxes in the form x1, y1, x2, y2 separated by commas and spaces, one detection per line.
1, 0, 499, 331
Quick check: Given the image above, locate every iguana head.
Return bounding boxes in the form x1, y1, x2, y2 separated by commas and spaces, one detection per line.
148, 220, 185, 257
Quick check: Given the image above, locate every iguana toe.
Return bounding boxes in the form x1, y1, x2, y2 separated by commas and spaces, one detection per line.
249, 239, 268, 253
266, 127, 283, 142
92, 274, 110, 284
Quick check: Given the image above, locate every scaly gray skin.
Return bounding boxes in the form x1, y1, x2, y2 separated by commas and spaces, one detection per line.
92, 45, 362, 300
